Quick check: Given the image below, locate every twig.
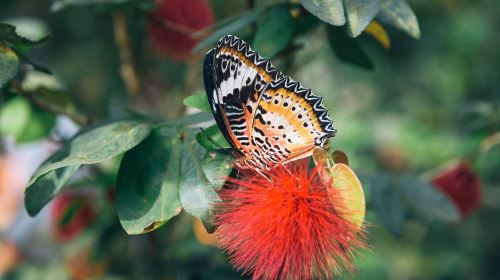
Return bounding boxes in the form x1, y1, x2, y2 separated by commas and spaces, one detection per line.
10, 80, 89, 126
112, 12, 142, 105
148, 14, 199, 36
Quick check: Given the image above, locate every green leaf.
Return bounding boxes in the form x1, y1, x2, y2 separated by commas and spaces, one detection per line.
201, 150, 234, 191
179, 129, 221, 233
173, 112, 213, 127
0, 96, 31, 139
327, 25, 374, 69
371, 174, 407, 235
301, 0, 382, 37
300, 0, 345, 26
0, 44, 19, 87
399, 175, 461, 223
51, 0, 132, 12
193, 9, 261, 52
183, 92, 211, 112
377, 0, 420, 39
17, 108, 56, 143
116, 124, 183, 234
0, 23, 50, 45
27, 120, 152, 190
196, 124, 231, 150
344, 0, 381, 37
25, 165, 81, 216
253, 5, 295, 58
3, 17, 50, 43
293, 11, 322, 36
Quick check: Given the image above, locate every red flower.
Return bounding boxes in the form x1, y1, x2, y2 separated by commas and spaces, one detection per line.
148, 0, 214, 61
215, 160, 365, 280
432, 162, 482, 218
51, 192, 95, 242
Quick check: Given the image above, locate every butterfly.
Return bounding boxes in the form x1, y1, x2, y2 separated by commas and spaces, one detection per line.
203, 35, 336, 170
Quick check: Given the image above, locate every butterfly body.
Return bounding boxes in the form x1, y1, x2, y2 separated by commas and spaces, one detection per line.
203, 35, 336, 169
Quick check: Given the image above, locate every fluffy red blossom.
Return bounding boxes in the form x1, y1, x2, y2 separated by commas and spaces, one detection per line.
432, 162, 482, 218
148, 0, 214, 61
215, 160, 365, 280
51, 192, 95, 242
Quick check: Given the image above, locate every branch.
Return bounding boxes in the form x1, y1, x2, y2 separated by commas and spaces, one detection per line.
10, 80, 89, 126
112, 12, 142, 105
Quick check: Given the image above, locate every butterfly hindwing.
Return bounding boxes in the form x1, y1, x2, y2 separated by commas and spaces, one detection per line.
249, 77, 336, 165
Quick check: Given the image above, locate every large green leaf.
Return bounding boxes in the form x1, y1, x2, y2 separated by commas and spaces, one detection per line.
24, 120, 152, 216
344, 0, 381, 37
0, 44, 19, 87
300, 0, 345, 26
253, 5, 295, 58
201, 151, 234, 191
179, 129, 224, 233
25, 165, 81, 216
371, 174, 407, 235
116, 124, 183, 234
27, 120, 152, 186
193, 9, 261, 52
377, 0, 420, 38
399, 175, 461, 223
327, 26, 374, 69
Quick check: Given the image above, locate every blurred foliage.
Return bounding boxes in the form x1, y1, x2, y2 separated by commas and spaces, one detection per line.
0, 0, 499, 279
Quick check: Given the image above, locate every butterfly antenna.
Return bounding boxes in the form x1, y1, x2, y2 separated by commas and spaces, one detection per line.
199, 128, 239, 159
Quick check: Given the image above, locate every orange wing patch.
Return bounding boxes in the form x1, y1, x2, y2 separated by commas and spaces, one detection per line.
246, 77, 335, 167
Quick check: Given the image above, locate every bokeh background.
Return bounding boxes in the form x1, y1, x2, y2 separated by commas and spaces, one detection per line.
1, 0, 499, 279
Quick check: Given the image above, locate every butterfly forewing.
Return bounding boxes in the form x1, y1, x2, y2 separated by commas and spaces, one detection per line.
204, 35, 281, 157
203, 35, 336, 169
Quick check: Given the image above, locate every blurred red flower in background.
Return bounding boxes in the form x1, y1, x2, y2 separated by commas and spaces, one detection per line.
432, 162, 482, 218
51, 192, 95, 242
148, 0, 214, 61
215, 160, 365, 280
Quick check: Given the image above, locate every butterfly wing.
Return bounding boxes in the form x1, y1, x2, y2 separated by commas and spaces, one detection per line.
248, 77, 336, 166
203, 35, 281, 157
